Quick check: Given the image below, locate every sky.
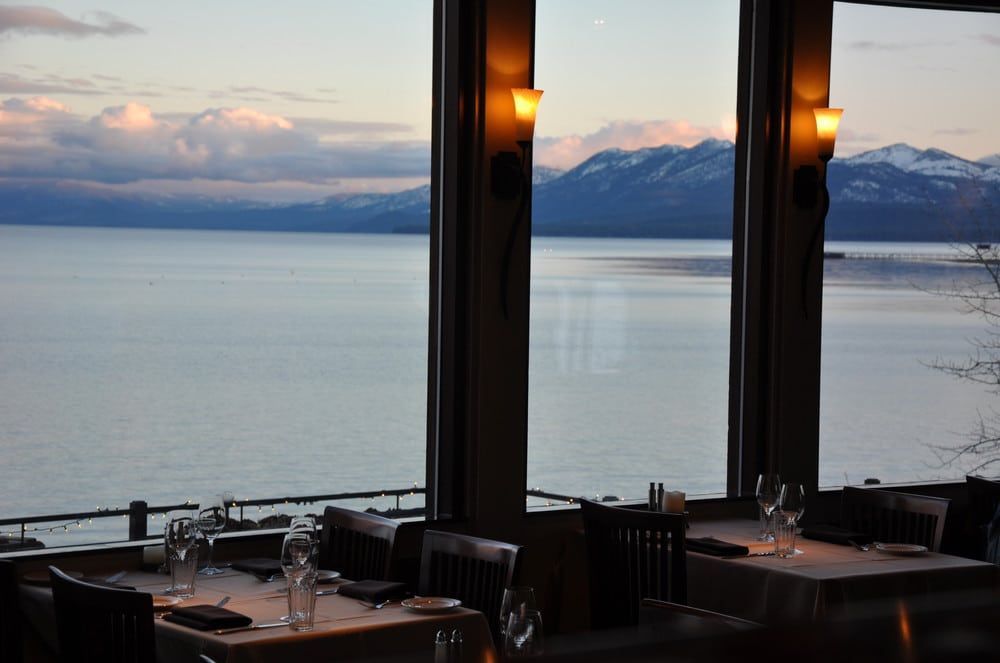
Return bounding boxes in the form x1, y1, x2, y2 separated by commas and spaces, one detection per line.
0, 1, 997, 202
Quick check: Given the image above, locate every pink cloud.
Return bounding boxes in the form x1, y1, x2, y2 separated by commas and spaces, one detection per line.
535, 118, 736, 170
96, 101, 160, 130
0, 95, 71, 126
191, 107, 293, 132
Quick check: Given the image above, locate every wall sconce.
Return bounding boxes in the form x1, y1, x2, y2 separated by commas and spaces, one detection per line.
494, 88, 543, 319
798, 107, 843, 317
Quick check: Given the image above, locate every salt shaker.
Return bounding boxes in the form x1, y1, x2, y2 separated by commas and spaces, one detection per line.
434, 629, 450, 663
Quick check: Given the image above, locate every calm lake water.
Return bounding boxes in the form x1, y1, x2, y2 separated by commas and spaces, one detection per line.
0, 226, 992, 545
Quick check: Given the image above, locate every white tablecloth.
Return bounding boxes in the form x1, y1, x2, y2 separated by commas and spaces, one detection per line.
685, 519, 999, 624
20, 569, 495, 663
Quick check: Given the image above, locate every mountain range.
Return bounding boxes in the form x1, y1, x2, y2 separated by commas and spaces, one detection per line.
2, 140, 999, 242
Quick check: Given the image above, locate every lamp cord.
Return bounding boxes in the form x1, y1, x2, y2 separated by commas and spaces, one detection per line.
801, 168, 830, 320
501, 143, 530, 320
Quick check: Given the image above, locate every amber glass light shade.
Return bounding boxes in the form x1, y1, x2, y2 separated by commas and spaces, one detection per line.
814, 108, 843, 161
511, 88, 544, 143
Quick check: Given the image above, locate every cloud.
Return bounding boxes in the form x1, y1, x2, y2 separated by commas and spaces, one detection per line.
844, 40, 932, 51
213, 85, 337, 104
0, 100, 429, 184
0, 72, 105, 96
974, 33, 1000, 47
934, 128, 978, 136
0, 6, 144, 38
0, 95, 71, 126
534, 119, 735, 170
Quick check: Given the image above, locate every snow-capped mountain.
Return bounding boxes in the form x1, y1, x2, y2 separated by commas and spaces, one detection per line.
1, 140, 998, 241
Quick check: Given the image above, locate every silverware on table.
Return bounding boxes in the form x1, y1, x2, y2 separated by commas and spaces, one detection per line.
104, 570, 127, 584
215, 596, 231, 608
848, 539, 871, 552
213, 622, 286, 635
722, 551, 777, 559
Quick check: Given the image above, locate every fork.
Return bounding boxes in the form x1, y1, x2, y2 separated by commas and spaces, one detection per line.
848, 539, 871, 552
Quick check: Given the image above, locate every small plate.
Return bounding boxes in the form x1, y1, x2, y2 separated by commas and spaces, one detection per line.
401, 597, 462, 613
23, 570, 83, 586
152, 595, 182, 612
317, 569, 341, 584
875, 542, 928, 556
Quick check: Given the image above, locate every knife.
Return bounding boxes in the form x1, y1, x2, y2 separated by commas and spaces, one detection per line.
213, 622, 286, 635
104, 570, 128, 584
722, 551, 777, 559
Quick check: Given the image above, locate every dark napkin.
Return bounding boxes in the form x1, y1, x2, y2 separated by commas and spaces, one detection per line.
801, 524, 872, 546
338, 580, 408, 604
162, 605, 252, 631
687, 537, 750, 557
231, 558, 283, 578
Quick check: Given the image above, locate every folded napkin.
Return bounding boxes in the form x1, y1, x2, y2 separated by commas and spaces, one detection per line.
162, 605, 252, 631
801, 524, 872, 546
687, 537, 750, 557
338, 580, 408, 604
231, 558, 283, 578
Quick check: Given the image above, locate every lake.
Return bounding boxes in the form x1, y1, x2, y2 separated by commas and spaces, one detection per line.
0, 226, 992, 545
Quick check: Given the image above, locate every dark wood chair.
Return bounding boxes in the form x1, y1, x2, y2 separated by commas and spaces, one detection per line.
579, 499, 687, 630
49, 565, 155, 663
841, 486, 950, 552
319, 505, 400, 580
638, 598, 760, 635
417, 530, 523, 643
0, 560, 23, 663
966, 475, 1000, 564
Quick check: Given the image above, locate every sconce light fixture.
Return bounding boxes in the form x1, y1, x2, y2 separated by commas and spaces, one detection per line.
798, 107, 843, 317
494, 88, 543, 319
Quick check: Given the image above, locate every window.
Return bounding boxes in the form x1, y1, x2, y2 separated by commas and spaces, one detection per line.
820, 2, 1000, 487
526, 1, 741, 506
0, 2, 433, 546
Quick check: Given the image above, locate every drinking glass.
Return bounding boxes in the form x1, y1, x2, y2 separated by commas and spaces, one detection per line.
289, 516, 318, 546
195, 494, 227, 575
505, 608, 544, 657
499, 586, 537, 639
164, 516, 198, 595
756, 473, 781, 542
287, 571, 319, 631
280, 532, 316, 580
170, 548, 199, 598
775, 482, 805, 558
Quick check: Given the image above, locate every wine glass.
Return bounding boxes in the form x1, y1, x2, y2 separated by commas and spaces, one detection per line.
505, 608, 544, 657
165, 515, 198, 560
280, 532, 316, 580
499, 587, 537, 639
775, 483, 806, 557
289, 515, 317, 542
756, 473, 781, 541
195, 494, 227, 575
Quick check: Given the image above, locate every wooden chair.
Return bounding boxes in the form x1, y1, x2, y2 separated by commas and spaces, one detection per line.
49, 566, 155, 663
580, 499, 687, 630
417, 530, 523, 642
841, 486, 950, 552
0, 560, 23, 663
966, 475, 1000, 564
319, 505, 400, 580
638, 598, 760, 636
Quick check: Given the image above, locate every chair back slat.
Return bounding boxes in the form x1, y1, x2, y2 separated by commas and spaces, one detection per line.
319, 506, 399, 580
418, 530, 523, 643
49, 566, 155, 663
0, 560, 23, 662
841, 486, 949, 552
580, 499, 687, 630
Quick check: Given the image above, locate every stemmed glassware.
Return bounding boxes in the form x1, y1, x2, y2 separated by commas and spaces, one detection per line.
505, 608, 544, 657
280, 532, 317, 580
499, 587, 537, 639
775, 482, 806, 558
195, 494, 228, 575
756, 473, 781, 542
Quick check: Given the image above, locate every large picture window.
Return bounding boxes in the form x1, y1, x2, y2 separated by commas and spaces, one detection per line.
820, 2, 1000, 487
0, 1, 433, 546
526, 0, 740, 506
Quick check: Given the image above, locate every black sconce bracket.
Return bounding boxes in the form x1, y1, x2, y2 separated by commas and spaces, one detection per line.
491, 151, 523, 200
793, 164, 819, 208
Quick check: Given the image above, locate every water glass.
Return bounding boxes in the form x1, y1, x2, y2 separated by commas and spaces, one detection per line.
774, 517, 798, 558
287, 572, 318, 632
170, 548, 199, 598
505, 608, 543, 657
499, 586, 537, 638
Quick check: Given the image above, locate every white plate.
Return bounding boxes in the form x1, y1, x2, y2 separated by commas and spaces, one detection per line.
152, 595, 182, 612
401, 597, 462, 613
317, 569, 341, 584
875, 542, 928, 556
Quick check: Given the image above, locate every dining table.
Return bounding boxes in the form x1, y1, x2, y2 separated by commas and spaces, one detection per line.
684, 518, 1000, 625
18, 567, 495, 663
